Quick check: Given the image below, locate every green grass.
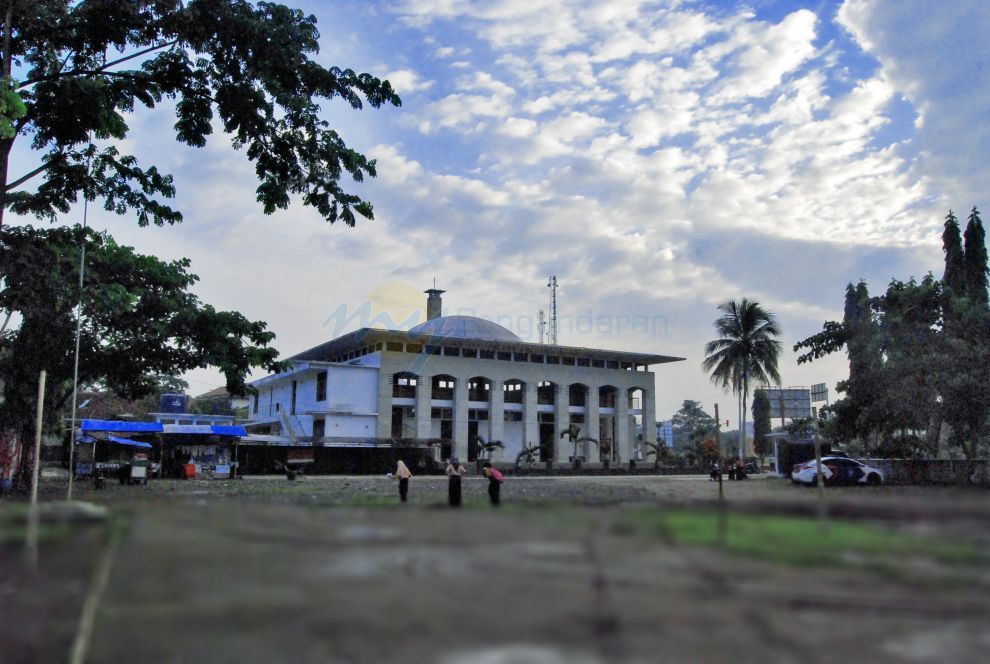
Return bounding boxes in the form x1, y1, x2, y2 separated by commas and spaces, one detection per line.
615, 508, 986, 568
0, 505, 76, 544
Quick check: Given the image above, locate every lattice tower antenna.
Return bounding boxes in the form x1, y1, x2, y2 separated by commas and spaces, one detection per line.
548, 276, 558, 344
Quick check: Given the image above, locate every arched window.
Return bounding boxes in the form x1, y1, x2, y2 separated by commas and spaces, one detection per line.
503, 379, 525, 404
468, 377, 491, 402
392, 372, 418, 399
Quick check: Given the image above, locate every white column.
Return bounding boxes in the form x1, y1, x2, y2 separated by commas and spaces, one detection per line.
453, 378, 469, 461
524, 381, 539, 453
376, 373, 393, 438
615, 387, 630, 462
488, 380, 504, 445
586, 386, 600, 463
415, 374, 432, 439
641, 388, 656, 444
555, 383, 570, 463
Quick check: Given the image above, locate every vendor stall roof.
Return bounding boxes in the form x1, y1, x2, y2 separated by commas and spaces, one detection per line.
81, 419, 164, 433
107, 435, 153, 449
163, 424, 247, 437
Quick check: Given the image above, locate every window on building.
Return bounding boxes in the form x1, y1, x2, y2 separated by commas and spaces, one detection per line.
393, 373, 418, 399
503, 380, 524, 404
562, 356, 575, 366
312, 418, 325, 439
480, 349, 495, 359
504, 411, 522, 422
546, 356, 560, 364
462, 348, 478, 358
387, 341, 404, 352
316, 371, 327, 402
253, 394, 259, 414
592, 359, 605, 368
577, 357, 590, 367
443, 346, 460, 356
497, 351, 511, 361
529, 354, 544, 363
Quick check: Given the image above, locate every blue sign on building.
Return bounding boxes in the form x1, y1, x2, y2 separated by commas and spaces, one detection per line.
656, 419, 674, 447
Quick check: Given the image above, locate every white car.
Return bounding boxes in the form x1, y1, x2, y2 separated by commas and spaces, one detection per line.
791, 456, 884, 486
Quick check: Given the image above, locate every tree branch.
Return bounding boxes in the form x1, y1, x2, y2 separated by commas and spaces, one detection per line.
4, 160, 48, 192
2, 1, 14, 78
18, 40, 180, 90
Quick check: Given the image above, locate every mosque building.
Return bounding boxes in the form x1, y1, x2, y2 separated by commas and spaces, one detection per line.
243, 289, 683, 467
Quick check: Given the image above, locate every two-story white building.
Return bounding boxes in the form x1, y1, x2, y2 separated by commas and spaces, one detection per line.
244, 289, 683, 466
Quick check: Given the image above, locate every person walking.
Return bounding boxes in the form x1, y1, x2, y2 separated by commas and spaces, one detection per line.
446, 458, 466, 507
481, 462, 504, 506
393, 459, 412, 502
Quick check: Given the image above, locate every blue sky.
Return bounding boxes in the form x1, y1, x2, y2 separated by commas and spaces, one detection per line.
8, 0, 990, 424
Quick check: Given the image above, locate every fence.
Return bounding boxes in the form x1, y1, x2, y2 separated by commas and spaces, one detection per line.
859, 458, 989, 486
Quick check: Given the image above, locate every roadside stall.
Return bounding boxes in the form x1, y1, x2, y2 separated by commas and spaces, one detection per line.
76, 420, 164, 482
160, 424, 247, 479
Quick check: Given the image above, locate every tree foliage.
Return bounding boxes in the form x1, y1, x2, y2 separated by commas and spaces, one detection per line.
0, 224, 281, 483
702, 298, 782, 457
0, 0, 401, 227
795, 208, 990, 458
963, 207, 989, 307
670, 400, 716, 449
751, 388, 771, 461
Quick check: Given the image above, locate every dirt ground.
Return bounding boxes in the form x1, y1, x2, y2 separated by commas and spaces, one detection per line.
4, 475, 990, 663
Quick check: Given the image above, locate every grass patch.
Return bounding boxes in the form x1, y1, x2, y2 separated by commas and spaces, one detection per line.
0, 505, 81, 544
616, 509, 986, 568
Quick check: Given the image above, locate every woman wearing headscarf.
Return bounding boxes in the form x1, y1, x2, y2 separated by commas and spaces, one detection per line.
393, 459, 412, 502
445, 458, 466, 507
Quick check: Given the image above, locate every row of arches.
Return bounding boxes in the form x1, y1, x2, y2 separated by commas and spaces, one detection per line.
391, 372, 644, 408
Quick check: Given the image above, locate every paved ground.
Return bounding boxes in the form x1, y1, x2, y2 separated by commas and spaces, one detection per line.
4, 475, 990, 663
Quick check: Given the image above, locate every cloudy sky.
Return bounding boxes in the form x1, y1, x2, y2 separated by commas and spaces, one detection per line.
9, 0, 990, 425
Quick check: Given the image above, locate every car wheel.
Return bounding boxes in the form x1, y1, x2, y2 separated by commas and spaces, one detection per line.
866, 473, 881, 486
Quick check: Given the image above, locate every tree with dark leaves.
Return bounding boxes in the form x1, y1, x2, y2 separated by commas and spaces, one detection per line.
702, 299, 782, 459
0, 224, 280, 488
0, 0, 401, 228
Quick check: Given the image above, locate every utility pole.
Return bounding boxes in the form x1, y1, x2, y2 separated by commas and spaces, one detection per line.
715, 402, 726, 545
547, 275, 558, 345
812, 406, 828, 531
26, 370, 47, 570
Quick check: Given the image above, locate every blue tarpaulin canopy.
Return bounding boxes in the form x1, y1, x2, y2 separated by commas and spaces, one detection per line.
107, 435, 153, 449
162, 424, 247, 437
82, 420, 164, 433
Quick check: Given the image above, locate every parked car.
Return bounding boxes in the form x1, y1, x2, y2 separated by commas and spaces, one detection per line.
791, 456, 884, 486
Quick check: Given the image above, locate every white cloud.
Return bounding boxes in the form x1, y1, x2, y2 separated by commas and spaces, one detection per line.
837, 0, 990, 211
383, 68, 434, 93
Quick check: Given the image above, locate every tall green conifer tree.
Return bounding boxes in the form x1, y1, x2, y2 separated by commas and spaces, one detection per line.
942, 211, 965, 295
963, 207, 989, 307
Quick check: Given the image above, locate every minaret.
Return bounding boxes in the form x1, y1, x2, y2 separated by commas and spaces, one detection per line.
425, 288, 445, 321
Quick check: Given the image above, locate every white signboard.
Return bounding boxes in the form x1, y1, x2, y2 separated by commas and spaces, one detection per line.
764, 388, 812, 419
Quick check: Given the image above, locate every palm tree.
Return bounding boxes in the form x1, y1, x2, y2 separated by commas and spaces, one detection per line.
559, 423, 598, 468
702, 299, 782, 459
643, 441, 668, 469
514, 444, 541, 468
474, 435, 505, 461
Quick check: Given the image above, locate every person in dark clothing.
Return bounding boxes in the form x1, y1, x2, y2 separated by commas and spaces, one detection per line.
394, 459, 412, 502
446, 458, 465, 507
482, 462, 503, 506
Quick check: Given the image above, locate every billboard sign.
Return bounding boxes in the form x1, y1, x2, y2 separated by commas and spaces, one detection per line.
763, 388, 812, 419
810, 383, 828, 403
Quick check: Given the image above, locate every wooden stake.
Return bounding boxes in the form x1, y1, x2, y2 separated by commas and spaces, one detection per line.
26, 370, 47, 570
